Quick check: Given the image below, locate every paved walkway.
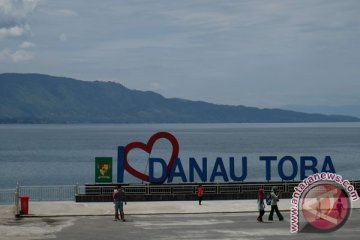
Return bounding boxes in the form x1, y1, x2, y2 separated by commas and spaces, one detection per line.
1, 199, 360, 218
1, 200, 360, 240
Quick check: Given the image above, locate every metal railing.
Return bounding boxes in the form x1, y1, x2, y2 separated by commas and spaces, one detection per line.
0, 189, 16, 205
1, 180, 360, 206
83, 181, 360, 197
81, 181, 360, 196
149, 186, 172, 195
0, 184, 78, 205
18, 185, 78, 201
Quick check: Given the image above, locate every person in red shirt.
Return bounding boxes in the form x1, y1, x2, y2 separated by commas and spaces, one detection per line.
257, 188, 265, 222
197, 184, 204, 205
336, 198, 344, 219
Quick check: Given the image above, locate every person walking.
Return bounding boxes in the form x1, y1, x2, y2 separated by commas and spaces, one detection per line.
257, 188, 265, 222
336, 198, 344, 219
197, 184, 204, 205
112, 187, 119, 220
268, 186, 284, 221
113, 186, 127, 221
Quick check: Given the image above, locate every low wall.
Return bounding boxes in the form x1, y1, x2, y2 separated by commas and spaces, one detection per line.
75, 192, 270, 202
75, 181, 356, 202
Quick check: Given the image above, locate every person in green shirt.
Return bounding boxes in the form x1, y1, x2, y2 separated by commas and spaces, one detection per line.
268, 186, 284, 221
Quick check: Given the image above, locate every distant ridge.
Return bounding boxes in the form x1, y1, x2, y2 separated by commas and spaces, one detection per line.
0, 73, 358, 123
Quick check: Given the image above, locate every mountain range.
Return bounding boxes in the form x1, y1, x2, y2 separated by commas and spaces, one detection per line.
0, 73, 358, 123
282, 104, 360, 118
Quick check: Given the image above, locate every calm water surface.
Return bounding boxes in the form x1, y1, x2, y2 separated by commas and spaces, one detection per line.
0, 123, 359, 188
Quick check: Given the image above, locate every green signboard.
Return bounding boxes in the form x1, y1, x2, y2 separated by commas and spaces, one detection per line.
95, 157, 112, 183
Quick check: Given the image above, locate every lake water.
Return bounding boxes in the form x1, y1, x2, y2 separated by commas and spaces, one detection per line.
0, 123, 359, 188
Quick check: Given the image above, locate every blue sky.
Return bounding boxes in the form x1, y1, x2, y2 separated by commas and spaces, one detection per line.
1, 0, 360, 109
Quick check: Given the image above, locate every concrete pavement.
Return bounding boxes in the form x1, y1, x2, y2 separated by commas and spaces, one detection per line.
1, 198, 359, 217
55, 211, 360, 240
25, 199, 292, 217
1, 200, 360, 240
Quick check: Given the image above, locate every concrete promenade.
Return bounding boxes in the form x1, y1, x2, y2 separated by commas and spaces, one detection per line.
1, 199, 360, 240
20, 199, 294, 217
0, 199, 284, 219
1, 198, 360, 217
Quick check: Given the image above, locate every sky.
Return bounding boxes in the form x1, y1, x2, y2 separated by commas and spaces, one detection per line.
0, 0, 360, 109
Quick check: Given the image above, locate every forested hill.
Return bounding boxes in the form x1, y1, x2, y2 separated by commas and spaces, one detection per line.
0, 73, 358, 123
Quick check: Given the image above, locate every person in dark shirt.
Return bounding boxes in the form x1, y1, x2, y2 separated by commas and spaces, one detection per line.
113, 186, 127, 221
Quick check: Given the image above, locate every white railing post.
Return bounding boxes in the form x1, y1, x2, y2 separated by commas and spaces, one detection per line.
15, 182, 20, 217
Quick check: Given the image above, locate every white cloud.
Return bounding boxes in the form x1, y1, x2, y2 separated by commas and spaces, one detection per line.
150, 82, 162, 91
0, 25, 26, 38
0, 49, 10, 61
0, 1, 39, 63
12, 49, 33, 62
59, 33, 67, 41
0, 48, 33, 62
0, 0, 41, 21
19, 41, 35, 49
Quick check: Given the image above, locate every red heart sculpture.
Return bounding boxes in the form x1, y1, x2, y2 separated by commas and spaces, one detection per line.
124, 132, 179, 182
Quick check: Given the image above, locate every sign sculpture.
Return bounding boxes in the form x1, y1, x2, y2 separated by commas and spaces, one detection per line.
112, 131, 336, 184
